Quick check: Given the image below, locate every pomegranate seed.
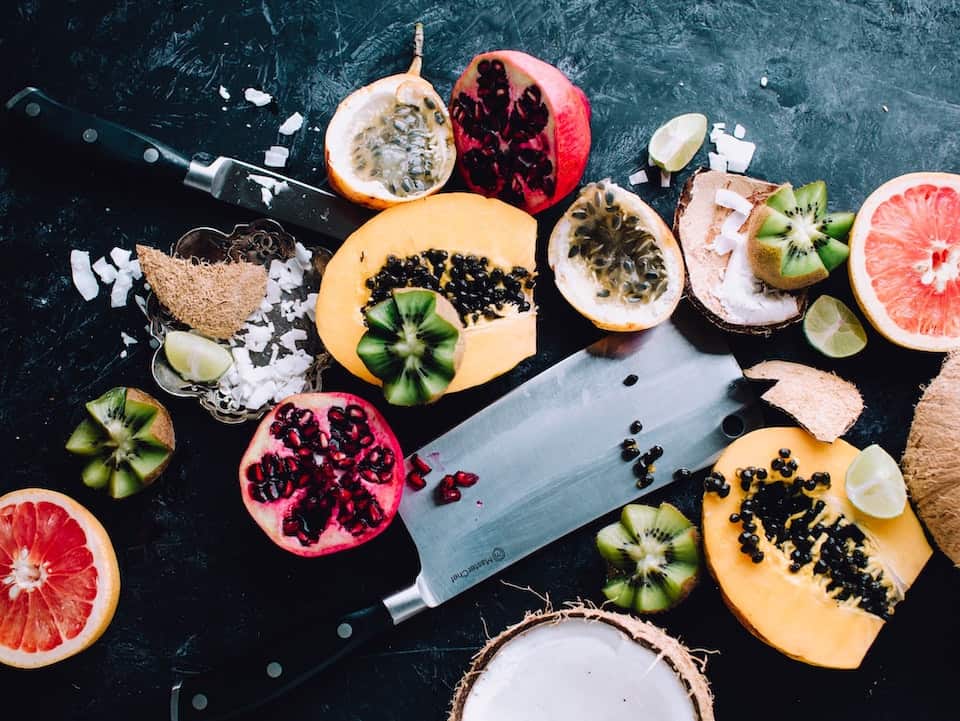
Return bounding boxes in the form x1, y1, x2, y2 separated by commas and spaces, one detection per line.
360, 468, 380, 484
328, 407, 346, 423
296, 531, 312, 546
298, 409, 314, 425
282, 480, 294, 498
347, 521, 367, 536
261, 454, 277, 474
367, 503, 384, 525
344, 423, 361, 441
282, 517, 299, 536
297, 472, 311, 487
346, 404, 367, 420
436, 484, 462, 504
286, 429, 302, 448
339, 500, 355, 517
381, 449, 395, 468
330, 451, 355, 469
284, 457, 299, 473
315, 431, 330, 451
302, 423, 318, 438
454, 471, 479, 487
359, 433, 374, 447
338, 487, 352, 502
270, 421, 284, 435
277, 403, 294, 419
367, 449, 383, 465
440, 474, 456, 488
377, 470, 394, 484
247, 464, 264, 483
341, 441, 361, 456
319, 462, 337, 480
407, 472, 427, 490
411, 454, 432, 475
297, 446, 313, 459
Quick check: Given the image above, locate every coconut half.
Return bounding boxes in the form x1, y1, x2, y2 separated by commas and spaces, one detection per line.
902, 353, 960, 566
674, 169, 807, 334
743, 360, 864, 442
449, 608, 714, 721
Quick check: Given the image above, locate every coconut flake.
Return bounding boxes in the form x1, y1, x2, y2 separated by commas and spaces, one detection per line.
249, 174, 279, 190
70, 250, 99, 301
264, 146, 289, 168
660, 170, 671, 188
110, 247, 132, 270
279, 328, 307, 352
711, 233, 741, 256
714, 133, 756, 173
718, 236, 798, 325
218, 85, 231, 100
733, 123, 747, 139
110, 272, 133, 308
628, 169, 648, 186
294, 242, 312, 270
120, 349, 128, 359
92, 256, 118, 285
721, 211, 750, 238
121, 331, 138, 346
244, 88, 273, 107
278, 111, 304, 136
714, 189, 753, 216
708, 152, 728, 172
760, 76, 769, 88
260, 187, 273, 207
128, 259, 142, 280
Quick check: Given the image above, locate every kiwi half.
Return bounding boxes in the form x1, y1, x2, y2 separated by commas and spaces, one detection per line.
65, 387, 176, 499
356, 288, 464, 406
596, 502, 700, 613
747, 181, 855, 290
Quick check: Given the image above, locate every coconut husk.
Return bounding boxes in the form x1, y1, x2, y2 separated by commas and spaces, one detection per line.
137, 245, 267, 339
743, 360, 863, 442
902, 353, 960, 566
447, 606, 714, 721
673, 169, 806, 335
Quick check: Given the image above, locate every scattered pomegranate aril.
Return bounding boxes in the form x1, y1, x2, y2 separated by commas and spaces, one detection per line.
411, 454, 433, 475
454, 471, 479, 487
407, 471, 427, 490
436, 484, 462, 504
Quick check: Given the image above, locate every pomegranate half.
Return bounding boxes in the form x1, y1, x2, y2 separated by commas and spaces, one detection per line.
238, 393, 404, 557
450, 51, 591, 214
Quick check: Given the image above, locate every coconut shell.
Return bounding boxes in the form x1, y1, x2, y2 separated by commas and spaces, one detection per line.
447, 607, 714, 721
743, 360, 863, 442
673, 169, 807, 335
137, 245, 267, 339
902, 353, 960, 566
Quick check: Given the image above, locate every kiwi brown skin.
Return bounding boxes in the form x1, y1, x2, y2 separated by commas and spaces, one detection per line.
126, 388, 176, 483
745, 203, 829, 291
672, 169, 808, 335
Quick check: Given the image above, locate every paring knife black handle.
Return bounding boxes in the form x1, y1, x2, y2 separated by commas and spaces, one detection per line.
170, 601, 394, 721
5, 86, 191, 181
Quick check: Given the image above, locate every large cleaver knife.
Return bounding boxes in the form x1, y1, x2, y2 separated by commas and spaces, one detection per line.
4, 87, 371, 240
170, 307, 760, 721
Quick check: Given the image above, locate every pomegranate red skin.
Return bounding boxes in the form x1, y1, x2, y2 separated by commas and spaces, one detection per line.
239, 393, 404, 557
450, 50, 592, 215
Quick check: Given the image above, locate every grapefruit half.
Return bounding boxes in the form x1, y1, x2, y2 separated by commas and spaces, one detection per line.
849, 172, 960, 351
0, 488, 120, 668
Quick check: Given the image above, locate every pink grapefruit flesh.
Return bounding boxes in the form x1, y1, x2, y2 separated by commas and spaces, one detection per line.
849, 172, 960, 351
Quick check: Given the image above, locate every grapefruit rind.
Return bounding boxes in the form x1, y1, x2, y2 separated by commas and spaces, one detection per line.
848, 172, 960, 352
0, 488, 120, 669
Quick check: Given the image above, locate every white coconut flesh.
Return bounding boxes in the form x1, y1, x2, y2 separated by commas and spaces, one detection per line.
325, 75, 454, 202
459, 617, 702, 721
549, 182, 682, 328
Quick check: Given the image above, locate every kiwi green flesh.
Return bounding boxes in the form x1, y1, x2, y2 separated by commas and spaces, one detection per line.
596, 503, 700, 613
760, 182, 853, 280
357, 289, 461, 406
67, 388, 173, 498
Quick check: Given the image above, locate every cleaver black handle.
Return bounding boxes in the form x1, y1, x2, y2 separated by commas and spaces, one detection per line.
171, 601, 395, 721
5, 86, 191, 182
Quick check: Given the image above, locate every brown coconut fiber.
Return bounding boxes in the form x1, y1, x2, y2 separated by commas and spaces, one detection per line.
902, 353, 960, 566
744, 360, 863, 442
137, 245, 267, 339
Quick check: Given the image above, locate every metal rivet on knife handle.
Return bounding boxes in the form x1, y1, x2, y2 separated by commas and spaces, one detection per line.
191, 693, 208, 711
336, 622, 353, 639
143, 147, 159, 163
722, 413, 746, 439
82, 128, 98, 143
24, 102, 40, 117
266, 661, 283, 678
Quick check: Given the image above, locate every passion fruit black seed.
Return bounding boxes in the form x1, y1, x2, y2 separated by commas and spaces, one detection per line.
630, 420, 643, 434
364, 251, 533, 325
623, 374, 639, 386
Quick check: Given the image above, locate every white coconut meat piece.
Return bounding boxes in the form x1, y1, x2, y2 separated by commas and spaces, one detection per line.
628, 169, 648, 185
110, 247, 132, 270
743, 360, 864, 442
715, 188, 753, 216
714, 133, 756, 173
218, 85, 231, 100
734, 123, 747, 139
278, 111, 304, 135
548, 181, 684, 331
707, 152, 728, 172
92, 256, 118, 284
110, 271, 134, 308
244, 88, 272, 106
674, 170, 805, 333
453, 610, 713, 721
70, 250, 99, 301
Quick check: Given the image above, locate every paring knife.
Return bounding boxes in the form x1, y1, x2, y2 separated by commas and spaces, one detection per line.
4, 87, 371, 240
169, 306, 760, 721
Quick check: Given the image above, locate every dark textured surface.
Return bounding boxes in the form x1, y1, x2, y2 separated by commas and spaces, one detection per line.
1, 1, 959, 719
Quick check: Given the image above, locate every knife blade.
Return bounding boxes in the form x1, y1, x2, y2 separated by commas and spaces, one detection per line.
169, 306, 760, 721
4, 87, 371, 240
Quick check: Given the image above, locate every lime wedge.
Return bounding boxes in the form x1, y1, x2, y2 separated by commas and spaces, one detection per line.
648, 113, 708, 172
845, 444, 907, 519
803, 295, 868, 358
164, 331, 233, 383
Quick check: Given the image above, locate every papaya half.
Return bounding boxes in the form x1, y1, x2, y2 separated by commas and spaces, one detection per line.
703, 427, 930, 669
316, 193, 537, 394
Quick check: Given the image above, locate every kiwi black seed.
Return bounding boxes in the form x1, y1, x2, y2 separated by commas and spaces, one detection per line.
596, 502, 700, 614
65, 387, 176, 499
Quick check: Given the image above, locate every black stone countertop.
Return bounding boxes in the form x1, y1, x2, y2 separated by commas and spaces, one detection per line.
1, 1, 958, 719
